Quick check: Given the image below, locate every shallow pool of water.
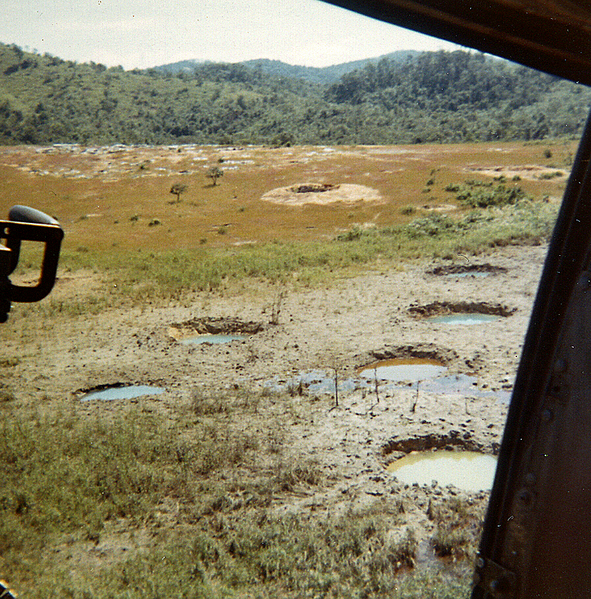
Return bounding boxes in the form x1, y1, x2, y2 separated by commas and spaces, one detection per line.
264, 370, 358, 395
428, 313, 500, 325
81, 385, 165, 401
387, 451, 497, 491
358, 358, 448, 382
180, 334, 246, 345
445, 271, 493, 279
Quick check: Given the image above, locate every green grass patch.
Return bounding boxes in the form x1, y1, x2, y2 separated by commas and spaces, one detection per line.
0, 399, 476, 598
56, 200, 557, 306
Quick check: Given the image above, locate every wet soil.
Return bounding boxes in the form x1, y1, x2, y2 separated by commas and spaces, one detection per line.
2, 242, 547, 564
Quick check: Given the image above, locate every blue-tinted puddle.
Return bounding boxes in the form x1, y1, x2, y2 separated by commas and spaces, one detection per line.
358, 358, 447, 382
387, 451, 498, 491
180, 334, 246, 345
428, 265, 506, 279
264, 359, 510, 403
444, 271, 492, 279
428, 314, 500, 325
265, 365, 510, 403
81, 385, 165, 401
265, 369, 358, 395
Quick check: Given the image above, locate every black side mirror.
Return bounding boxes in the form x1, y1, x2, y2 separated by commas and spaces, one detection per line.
0, 205, 64, 322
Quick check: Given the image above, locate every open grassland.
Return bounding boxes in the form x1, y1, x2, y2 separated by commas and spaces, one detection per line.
0, 140, 572, 251
2, 141, 568, 314
0, 142, 569, 598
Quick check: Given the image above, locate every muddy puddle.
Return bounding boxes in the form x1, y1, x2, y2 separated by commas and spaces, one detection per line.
358, 358, 448, 381
265, 361, 510, 403
427, 313, 500, 325
387, 450, 497, 491
81, 385, 165, 401
409, 301, 515, 322
179, 334, 247, 345
427, 264, 507, 278
168, 317, 262, 344
264, 370, 358, 396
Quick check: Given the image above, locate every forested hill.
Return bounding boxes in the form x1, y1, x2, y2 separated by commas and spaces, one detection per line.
155, 51, 419, 84
0, 42, 589, 146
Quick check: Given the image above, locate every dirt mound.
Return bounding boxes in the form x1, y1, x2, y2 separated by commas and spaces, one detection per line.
408, 301, 516, 318
168, 317, 263, 340
427, 264, 507, 276
382, 431, 488, 458
261, 183, 382, 206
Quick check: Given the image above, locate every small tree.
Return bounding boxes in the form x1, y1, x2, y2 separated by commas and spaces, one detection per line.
170, 183, 187, 203
206, 166, 223, 186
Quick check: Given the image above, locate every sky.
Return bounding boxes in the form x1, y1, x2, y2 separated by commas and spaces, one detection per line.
0, 0, 462, 70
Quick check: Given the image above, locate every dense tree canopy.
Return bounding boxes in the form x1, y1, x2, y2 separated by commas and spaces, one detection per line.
0, 42, 588, 146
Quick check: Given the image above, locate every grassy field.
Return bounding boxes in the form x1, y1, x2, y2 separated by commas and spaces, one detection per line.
0, 141, 570, 597
0, 141, 572, 251
2, 141, 569, 315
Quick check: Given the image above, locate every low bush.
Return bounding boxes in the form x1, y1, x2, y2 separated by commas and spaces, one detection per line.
452, 180, 532, 208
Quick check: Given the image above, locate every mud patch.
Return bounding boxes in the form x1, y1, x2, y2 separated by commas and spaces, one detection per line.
408, 301, 515, 319
261, 183, 382, 206
168, 317, 263, 342
382, 431, 487, 458
361, 343, 458, 366
427, 264, 507, 277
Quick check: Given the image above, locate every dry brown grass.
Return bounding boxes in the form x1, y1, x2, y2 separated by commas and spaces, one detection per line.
0, 141, 573, 254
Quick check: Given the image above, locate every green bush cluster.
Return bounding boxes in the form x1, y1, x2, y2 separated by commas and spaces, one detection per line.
450, 180, 532, 208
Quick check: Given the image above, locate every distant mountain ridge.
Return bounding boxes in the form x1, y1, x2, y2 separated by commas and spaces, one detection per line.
154, 51, 419, 84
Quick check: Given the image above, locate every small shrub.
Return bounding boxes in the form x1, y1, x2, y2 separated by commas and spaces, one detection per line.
539, 170, 564, 180
455, 181, 531, 208
336, 226, 364, 241
407, 213, 464, 237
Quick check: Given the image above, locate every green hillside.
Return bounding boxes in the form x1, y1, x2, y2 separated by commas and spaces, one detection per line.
154, 52, 419, 84
0, 42, 589, 146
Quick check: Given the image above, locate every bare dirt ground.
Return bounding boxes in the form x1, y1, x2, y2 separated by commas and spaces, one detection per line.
3, 241, 547, 566
261, 182, 383, 205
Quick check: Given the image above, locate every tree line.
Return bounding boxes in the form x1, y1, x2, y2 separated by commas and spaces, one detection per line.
0, 42, 589, 146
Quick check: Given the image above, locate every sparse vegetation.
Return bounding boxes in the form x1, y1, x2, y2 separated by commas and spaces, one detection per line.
428, 497, 485, 560
170, 182, 188, 203
8, 198, 556, 321
0, 391, 477, 598
0, 141, 564, 598
206, 165, 224, 186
